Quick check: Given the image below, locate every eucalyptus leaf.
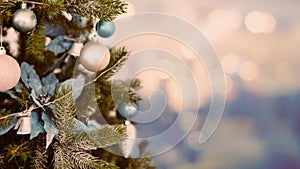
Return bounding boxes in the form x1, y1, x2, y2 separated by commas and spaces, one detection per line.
42, 113, 59, 149
58, 78, 85, 99
42, 73, 59, 96
4, 82, 23, 99
30, 111, 45, 140
46, 35, 73, 54
21, 62, 42, 95
44, 22, 68, 39
0, 117, 18, 135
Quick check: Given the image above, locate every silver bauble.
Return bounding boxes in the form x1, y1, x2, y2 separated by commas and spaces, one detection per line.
79, 42, 110, 72
12, 8, 37, 33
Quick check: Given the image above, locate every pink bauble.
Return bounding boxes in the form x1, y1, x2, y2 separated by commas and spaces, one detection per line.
0, 54, 21, 91
79, 42, 110, 72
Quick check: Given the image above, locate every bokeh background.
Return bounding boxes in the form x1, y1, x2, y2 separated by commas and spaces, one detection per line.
112, 0, 300, 169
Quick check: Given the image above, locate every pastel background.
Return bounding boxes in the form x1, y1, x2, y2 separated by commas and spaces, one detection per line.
113, 0, 300, 169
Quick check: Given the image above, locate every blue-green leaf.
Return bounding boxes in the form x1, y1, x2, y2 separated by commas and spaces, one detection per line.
41, 113, 59, 149
46, 35, 73, 54
21, 62, 42, 95
4, 82, 23, 98
0, 117, 18, 135
58, 78, 85, 99
42, 73, 59, 96
30, 111, 45, 140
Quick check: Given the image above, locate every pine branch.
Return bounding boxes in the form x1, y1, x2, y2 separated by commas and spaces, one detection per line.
98, 47, 129, 81
53, 144, 73, 169
25, 24, 46, 61
64, 0, 127, 21
126, 156, 153, 169
54, 86, 76, 135
79, 125, 127, 148
30, 135, 49, 169
0, 109, 11, 126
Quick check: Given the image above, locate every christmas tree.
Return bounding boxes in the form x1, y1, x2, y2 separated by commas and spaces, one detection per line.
0, 0, 155, 168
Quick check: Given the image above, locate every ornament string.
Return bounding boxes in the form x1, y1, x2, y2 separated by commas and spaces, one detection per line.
0, 57, 124, 120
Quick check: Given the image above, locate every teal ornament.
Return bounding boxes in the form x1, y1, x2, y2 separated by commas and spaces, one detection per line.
96, 20, 115, 38
117, 102, 138, 119
12, 8, 37, 33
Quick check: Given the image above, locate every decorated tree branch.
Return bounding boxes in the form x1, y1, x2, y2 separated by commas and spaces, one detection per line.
0, 0, 155, 168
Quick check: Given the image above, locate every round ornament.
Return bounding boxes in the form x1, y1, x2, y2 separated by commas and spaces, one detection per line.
79, 42, 110, 72
0, 47, 21, 92
12, 8, 37, 33
96, 20, 115, 38
117, 102, 138, 119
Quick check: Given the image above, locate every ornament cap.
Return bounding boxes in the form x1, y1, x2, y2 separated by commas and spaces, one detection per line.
0, 47, 6, 55
21, 2, 27, 9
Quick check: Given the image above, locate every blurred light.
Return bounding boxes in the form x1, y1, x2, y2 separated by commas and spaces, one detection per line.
204, 9, 242, 38
166, 78, 182, 112
222, 53, 240, 74
238, 61, 259, 81
244, 11, 277, 34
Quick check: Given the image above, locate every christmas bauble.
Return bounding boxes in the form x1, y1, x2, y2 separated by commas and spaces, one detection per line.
117, 102, 138, 119
96, 20, 115, 38
12, 8, 37, 33
0, 52, 21, 91
79, 42, 110, 72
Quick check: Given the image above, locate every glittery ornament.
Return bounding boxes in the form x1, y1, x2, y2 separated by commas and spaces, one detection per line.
117, 102, 138, 120
79, 42, 110, 72
0, 47, 21, 91
96, 20, 115, 38
12, 3, 37, 33
119, 121, 136, 158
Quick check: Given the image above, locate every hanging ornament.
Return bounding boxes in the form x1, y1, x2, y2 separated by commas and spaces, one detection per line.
0, 47, 21, 92
14, 106, 34, 135
12, 2, 37, 33
119, 121, 136, 158
79, 42, 110, 72
68, 42, 84, 57
117, 102, 138, 120
96, 20, 115, 38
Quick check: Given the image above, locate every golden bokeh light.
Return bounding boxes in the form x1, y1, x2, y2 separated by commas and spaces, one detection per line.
202, 9, 242, 39
244, 11, 277, 34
